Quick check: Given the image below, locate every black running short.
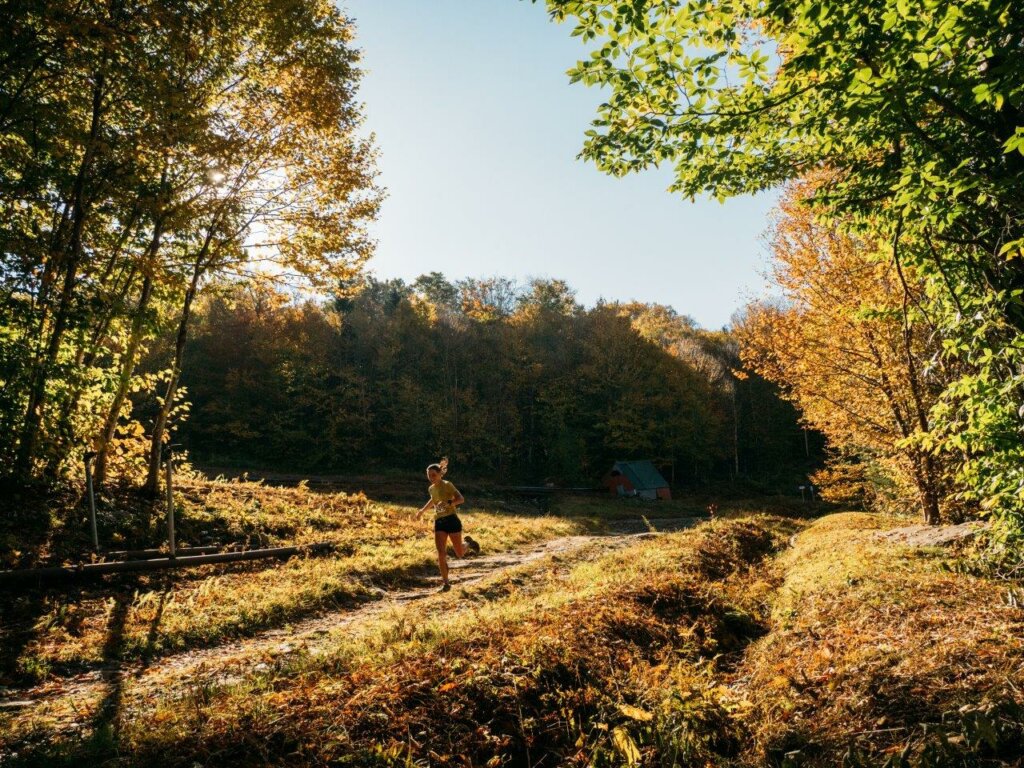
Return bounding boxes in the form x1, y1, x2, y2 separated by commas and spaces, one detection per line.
434, 514, 463, 534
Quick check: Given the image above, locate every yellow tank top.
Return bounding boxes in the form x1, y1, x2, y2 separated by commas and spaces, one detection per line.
428, 480, 459, 519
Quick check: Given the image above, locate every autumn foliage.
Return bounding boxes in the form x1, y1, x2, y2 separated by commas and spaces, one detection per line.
175, 278, 811, 486
0, 0, 381, 491
738, 176, 955, 522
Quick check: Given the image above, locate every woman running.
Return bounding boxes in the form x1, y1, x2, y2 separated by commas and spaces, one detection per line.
419, 458, 479, 591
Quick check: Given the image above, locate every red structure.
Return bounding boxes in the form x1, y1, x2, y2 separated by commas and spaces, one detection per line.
604, 460, 672, 500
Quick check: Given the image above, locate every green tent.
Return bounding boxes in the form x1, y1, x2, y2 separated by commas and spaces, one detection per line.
609, 460, 670, 500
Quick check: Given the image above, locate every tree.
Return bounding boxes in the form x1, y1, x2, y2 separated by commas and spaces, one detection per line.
411, 272, 460, 322
0, 0, 380, 492
737, 176, 953, 522
138, 0, 380, 495
457, 277, 520, 322
545, 0, 1024, 527
2, 0, 147, 478
516, 278, 580, 317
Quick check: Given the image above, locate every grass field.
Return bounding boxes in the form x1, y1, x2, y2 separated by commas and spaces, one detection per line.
0, 476, 602, 684
3, 483, 1022, 767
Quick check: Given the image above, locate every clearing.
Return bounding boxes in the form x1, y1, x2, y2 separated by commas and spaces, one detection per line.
1, 480, 1022, 767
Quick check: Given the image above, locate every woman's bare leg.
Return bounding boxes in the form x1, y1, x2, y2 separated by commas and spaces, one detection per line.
435, 531, 450, 583
449, 532, 467, 558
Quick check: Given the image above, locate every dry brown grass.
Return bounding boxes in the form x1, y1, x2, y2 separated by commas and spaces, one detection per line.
1, 476, 595, 683
9, 517, 796, 767
736, 512, 1024, 766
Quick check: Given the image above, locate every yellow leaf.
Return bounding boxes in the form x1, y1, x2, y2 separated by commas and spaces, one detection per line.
617, 703, 654, 722
611, 727, 641, 765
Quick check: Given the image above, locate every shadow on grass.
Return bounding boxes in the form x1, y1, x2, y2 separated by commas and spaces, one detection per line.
0, 588, 51, 685
91, 578, 170, 743
0, 482, 61, 686
5, 581, 174, 767
89, 589, 131, 754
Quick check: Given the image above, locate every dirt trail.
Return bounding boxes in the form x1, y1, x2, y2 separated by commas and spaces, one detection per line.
0, 518, 700, 744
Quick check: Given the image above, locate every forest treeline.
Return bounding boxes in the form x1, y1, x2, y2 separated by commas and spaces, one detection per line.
0, 0, 380, 494
172, 276, 813, 485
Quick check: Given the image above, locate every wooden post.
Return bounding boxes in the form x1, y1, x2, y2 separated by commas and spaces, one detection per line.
84, 451, 99, 552
165, 447, 176, 558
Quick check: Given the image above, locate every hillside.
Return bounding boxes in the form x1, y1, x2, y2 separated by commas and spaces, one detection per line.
2, 483, 1021, 767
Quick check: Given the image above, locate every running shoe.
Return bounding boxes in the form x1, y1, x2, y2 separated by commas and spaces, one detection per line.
440, 581, 451, 592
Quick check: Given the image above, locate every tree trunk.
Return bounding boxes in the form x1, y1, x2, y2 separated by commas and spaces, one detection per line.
14, 71, 106, 479
893, 228, 942, 525
911, 451, 942, 525
143, 236, 211, 496
94, 216, 165, 485
921, 454, 942, 525
732, 381, 740, 478
94, 275, 154, 484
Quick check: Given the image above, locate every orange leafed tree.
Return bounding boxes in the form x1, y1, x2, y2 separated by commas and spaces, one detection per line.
737, 174, 953, 523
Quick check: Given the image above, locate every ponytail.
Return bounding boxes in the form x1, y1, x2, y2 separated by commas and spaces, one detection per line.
426, 457, 449, 476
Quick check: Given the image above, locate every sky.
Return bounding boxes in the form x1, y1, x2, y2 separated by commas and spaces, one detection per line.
341, 0, 778, 330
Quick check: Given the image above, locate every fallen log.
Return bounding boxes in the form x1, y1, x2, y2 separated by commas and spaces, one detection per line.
103, 545, 221, 560
0, 543, 335, 586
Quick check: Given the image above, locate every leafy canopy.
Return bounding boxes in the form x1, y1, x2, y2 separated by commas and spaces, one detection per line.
545, 0, 1024, 528
546, 0, 1023, 240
